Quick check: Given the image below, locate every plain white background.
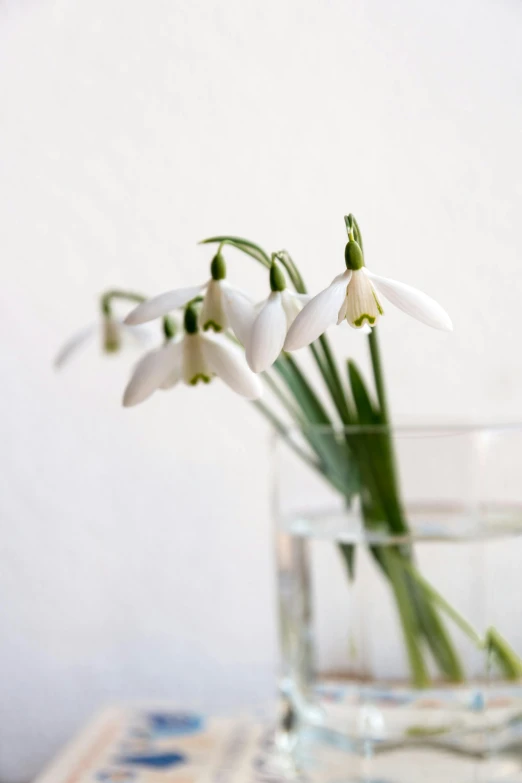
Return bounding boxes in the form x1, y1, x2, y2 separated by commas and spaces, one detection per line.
2, 0, 522, 779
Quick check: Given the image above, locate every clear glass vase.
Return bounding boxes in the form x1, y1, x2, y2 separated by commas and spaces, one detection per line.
274, 424, 522, 783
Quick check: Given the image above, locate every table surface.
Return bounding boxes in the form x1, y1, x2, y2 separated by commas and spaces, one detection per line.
35, 704, 522, 783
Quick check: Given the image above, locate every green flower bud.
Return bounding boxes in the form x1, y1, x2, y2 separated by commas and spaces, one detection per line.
163, 316, 177, 341
344, 240, 364, 271
210, 253, 226, 281
269, 260, 286, 292
184, 304, 199, 334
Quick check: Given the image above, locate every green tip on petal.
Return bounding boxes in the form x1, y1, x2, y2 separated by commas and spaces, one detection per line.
352, 313, 377, 328
210, 253, 226, 281
373, 291, 384, 315
202, 320, 223, 332
344, 240, 364, 271
103, 338, 120, 353
189, 373, 213, 385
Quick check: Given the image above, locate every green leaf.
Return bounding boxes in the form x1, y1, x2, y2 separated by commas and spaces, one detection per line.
199, 236, 271, 267
486, 628, 522, 680
274, 354, 359, 498
381, 548, 431, 688
347, 360, 379, 425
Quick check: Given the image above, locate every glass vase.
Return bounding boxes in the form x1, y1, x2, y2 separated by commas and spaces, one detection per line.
274, 424, 522, 783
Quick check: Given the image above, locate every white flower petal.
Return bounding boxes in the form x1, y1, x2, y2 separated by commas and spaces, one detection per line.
183, 333, 213, 385
122, 321, 163, 346
200, 279, 228, 332
221, 286, 257, 346
202, 334, 262, 399
281, 290, 308, 328
284, 270, 352, 350
159, 342, 184, 389
54, 324, 96, 369
336, 297, 348, 325
123, 342, 182, 407
246, 292, 288, 372
365, 269, 453, 331
290, 292, 312, 304
345, 269, 382, 329
124, 283, 206, 325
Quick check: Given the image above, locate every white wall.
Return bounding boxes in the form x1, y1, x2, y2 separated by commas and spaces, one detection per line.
1, 0, 522, 779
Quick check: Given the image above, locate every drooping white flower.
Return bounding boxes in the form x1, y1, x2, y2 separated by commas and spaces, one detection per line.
284, 240, 452, 351
123, 305, 262, 406
245, 260, 309, 373
54, 315, 156, 369
124, 253, 254, 345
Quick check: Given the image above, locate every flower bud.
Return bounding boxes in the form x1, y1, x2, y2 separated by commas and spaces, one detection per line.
210, 253, 226, 281
269, 260, 286, 292
183, 304, 199, 334
163, 316, 177, 341
344, 240, 364, 271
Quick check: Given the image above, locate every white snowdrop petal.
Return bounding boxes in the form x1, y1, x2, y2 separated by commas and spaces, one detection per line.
159, 342, 184, 389
202, 335, 263, 399
200, 280, 228, 331
54, 324, 96, 368
345, 269, 382, 329
124, 283, 206, 325
122, 321, 161, 346
222, 287, 257, 346
284, 271, 352, 350
281, 291, 307, 328
337, 297, 348, 325
246, 292, 288, 372
291, 293, 312, 304
123, 342, 182, 407
183, 333, 213, 385
365, 269, 453, 331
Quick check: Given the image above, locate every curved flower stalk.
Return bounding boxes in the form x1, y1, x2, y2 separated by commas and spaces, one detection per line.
124, 253, 255, 346
123, 304, 262, 406
245, 259, 309, 373
285, 234, 452, 351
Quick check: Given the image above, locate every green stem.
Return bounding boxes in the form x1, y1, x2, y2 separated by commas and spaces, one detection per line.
380, 548, 430, 687
368, 328, 390, 422
101, 289, 176, 341
100, 289, 146, 315
399, 555, 482, 646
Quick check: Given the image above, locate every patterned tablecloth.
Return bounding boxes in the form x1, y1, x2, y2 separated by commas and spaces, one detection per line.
35, 708, 284, 783
34, 702, 522, 783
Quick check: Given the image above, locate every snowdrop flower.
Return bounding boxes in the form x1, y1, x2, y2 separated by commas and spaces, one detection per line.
54, 314, 156, 369
123, 305, 262, 407
285, 239, 452, 351
245, 260, 309, 373
124, 253, 254, 346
